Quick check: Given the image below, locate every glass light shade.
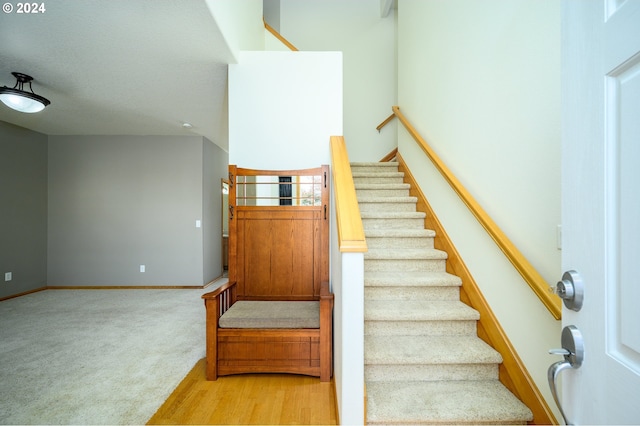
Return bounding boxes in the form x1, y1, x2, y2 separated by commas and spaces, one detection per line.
0, 90, 48, 113
0, 72, 51, 113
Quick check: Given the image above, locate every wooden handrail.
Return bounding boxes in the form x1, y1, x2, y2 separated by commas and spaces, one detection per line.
390, 106, 561, 320
330, 136, 367, 253
264, 19, 299, 51
376, 113, 396, 132
379, 148, 398, 163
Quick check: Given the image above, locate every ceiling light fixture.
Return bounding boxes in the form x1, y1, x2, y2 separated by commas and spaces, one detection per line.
0, 72, 51, 113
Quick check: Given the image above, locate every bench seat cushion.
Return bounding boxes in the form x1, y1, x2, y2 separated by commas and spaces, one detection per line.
219, 301, 320, 329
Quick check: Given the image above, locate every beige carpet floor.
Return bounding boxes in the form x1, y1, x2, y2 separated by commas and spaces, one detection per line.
0, 281, 225, 425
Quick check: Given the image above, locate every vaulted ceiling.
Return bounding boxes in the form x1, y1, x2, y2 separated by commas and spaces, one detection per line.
0, 0, 234, 150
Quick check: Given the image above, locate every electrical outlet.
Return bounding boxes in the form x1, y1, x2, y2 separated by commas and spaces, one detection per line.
140, 265, 145, 273
5, 272, 12, 281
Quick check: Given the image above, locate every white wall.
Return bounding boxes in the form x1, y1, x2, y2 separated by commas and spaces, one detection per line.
334, 253, 365, 426
264, 28, 290, 51
206, 0, 264, 60
330, 179, 365, 424
397, 0, 562, 418
228, 51, 342, 169
276, 0, 397, 162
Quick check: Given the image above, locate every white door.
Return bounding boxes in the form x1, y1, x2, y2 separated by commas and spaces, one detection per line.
561, 0, 640, 424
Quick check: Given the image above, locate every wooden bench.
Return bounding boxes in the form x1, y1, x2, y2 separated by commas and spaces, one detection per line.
202, 165, 333, 381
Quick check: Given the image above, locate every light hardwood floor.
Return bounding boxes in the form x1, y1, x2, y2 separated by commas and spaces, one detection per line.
147, 358, 338, 425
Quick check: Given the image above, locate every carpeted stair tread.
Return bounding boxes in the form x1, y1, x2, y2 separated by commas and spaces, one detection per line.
355, 183, 411, 190
365, 271, 462, 287
365, 300, 479, 321
358, 196, 420, 213
351, 161, 399, 167
365, 248, 448, 260
364, 228, 435, 238
357, 195, 417, 203
361, 211, 426, 219
365, 363, 499, 383
365, 335, 502, 365
366, 380, 533, 425
352, 171, 405, 178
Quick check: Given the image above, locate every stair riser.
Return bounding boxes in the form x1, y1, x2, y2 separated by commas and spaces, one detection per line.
353, 176, 405, 184
365, 286, 459, 301
365, 364, 498, 382
365, 259, 447, 272
365, 320, 476, 336
365, 237, 434, 249
363, 218, 424, 229
357, 189, 410, 197
358, 202, 417, 213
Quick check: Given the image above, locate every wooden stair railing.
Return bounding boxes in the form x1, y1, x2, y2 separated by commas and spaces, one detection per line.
264, 19, 299, 51
330, 136, 367, 253
377, 106, 562, 320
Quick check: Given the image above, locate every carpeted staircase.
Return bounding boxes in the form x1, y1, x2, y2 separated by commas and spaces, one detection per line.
353, 161, 533, 425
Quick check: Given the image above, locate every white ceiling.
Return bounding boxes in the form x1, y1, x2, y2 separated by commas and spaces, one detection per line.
0, 0, 234, 151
